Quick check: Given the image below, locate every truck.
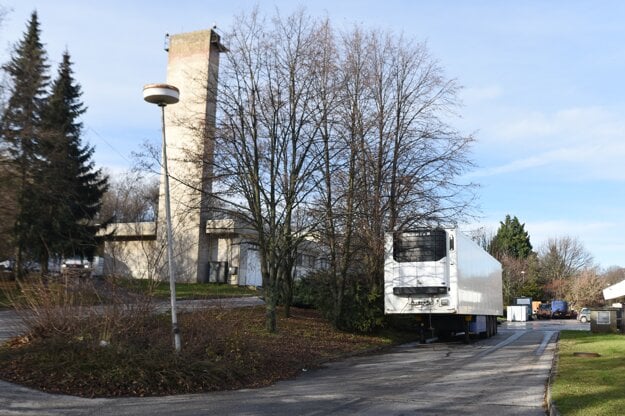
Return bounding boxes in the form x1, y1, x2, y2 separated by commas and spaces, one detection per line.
536, 302, 552, 319
536, 300, 574, 319
384, 228, 503, 342
551, 299, 571, 319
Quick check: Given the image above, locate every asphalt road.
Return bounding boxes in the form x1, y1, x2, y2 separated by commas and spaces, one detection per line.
0, 312, 587, 416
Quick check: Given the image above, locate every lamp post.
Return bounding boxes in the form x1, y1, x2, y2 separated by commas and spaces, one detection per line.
143, 83, 181, 352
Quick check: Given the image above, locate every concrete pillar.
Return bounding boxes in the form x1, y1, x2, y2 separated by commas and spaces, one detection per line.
158, 29, 226, 282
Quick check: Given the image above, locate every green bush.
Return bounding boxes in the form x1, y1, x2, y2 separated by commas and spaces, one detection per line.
292, 272, 386, 333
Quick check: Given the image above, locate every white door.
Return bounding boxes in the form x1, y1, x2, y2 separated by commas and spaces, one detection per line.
245, 249, 263, 287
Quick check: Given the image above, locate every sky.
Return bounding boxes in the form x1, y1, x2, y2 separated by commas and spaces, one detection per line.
1, 1, 624, 269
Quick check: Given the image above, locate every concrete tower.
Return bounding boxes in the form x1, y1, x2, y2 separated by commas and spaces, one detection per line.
158, 29, 226, 282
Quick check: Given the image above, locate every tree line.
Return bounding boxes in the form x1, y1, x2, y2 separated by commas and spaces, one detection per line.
486, 214, 623, 309
0, 11, 107, 277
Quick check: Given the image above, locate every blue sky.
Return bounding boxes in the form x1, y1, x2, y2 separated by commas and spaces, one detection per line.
1, 1, 625, 268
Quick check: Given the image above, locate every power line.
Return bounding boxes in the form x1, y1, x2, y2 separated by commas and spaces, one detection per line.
85, 125, 134, 166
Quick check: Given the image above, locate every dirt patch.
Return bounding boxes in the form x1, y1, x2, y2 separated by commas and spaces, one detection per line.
0, 306, 414, 397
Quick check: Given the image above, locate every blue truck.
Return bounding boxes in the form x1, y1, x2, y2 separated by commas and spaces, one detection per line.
536, 300, 573, 319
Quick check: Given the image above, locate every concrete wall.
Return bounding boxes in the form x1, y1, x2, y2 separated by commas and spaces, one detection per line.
156, 29, 226, 282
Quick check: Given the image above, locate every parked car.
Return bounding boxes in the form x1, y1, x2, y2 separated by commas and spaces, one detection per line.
61, 257, 92, 278
536, 303, 552, 319
0, 259, 13, 271
577, 307, 591, 323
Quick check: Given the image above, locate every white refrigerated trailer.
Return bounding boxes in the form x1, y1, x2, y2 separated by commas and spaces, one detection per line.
384, 228, 503, 341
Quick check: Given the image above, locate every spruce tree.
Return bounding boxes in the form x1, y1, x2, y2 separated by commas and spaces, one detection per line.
0, 11, 49, 276
490, 215, 533, 259
40, 51, 108, 263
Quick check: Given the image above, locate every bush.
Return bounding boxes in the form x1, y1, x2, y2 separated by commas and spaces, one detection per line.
292, 272, 386, 333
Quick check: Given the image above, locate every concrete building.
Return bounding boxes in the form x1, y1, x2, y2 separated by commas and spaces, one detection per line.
103, 29, 227, 283
101, 29, 320, 285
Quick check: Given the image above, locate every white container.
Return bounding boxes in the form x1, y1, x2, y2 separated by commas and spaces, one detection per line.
507, 305, 528, 322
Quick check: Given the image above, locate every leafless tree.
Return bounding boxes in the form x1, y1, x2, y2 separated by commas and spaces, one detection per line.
98, 170, 165, 282
98, 170, 159, 224
539, 236, 594, 299
309, 24, 476, 326
206, 9, 476, 332
214, 8, 323, 331
601, 266, 625, 287
567, 268, 604, 309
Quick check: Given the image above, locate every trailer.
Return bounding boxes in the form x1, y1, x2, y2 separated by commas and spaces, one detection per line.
384, 228, 503, 341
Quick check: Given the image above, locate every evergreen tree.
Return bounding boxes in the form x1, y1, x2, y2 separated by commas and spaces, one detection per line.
39, 51, 108, 263
0, 11, 50, 276
490, 215, 533, 259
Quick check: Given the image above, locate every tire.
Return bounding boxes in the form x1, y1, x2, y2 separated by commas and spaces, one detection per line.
580, 316, 588, 323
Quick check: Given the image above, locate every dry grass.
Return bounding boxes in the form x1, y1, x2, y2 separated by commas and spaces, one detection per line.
0, 278, 417, 397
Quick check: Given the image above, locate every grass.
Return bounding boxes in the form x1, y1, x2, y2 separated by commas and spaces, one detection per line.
0, 280, 20, 308
0, 305, 418, 397
1, 277, 259, 309
552, 330, 625, 416
118, 278, 259, 300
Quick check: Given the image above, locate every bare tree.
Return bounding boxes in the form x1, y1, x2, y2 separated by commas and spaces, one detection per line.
498, 253, 542, 305
99, 170, 159, 224
601, 266, 625, 287
539, 236, 594, 299
98, 170, 165, 281
567, 268, 604, 309
310, 25, 476, 327
214, 8, 323, 332
206, 9, 476, 332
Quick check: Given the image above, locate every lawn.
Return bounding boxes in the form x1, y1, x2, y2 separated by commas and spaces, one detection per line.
118, 278, 259, 300
1, 277, 259, 309
552, 330, 625, 416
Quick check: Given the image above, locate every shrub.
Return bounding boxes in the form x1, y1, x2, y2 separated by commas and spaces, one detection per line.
292, 272, 386, 333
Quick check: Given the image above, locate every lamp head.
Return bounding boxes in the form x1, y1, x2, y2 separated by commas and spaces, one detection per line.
143, 83, 179, 106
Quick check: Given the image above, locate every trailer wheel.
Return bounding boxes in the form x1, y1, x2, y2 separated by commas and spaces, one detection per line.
485, 316, 493, 338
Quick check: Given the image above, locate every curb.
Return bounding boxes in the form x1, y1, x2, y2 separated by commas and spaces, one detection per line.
546, 331, 560, 416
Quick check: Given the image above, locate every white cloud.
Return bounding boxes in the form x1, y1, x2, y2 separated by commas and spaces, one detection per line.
495, 106, 625, 146
461, 85, 503, 103
468, 106, 625, 181
463, 217, 625, 268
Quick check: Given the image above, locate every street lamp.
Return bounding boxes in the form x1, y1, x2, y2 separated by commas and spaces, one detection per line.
143, 83, 181, 352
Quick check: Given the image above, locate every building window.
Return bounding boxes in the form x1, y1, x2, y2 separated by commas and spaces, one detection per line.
597, 311, 610, 325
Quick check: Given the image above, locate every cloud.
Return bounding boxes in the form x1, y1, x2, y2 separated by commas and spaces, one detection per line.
525, 219, 625, 268
463, 217, 625, 268
461, 85, 503, 103
496, 106, 625, 145
469, 105, 625, 181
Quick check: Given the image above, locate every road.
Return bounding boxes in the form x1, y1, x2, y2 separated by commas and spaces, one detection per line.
0, 314, 587, 416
